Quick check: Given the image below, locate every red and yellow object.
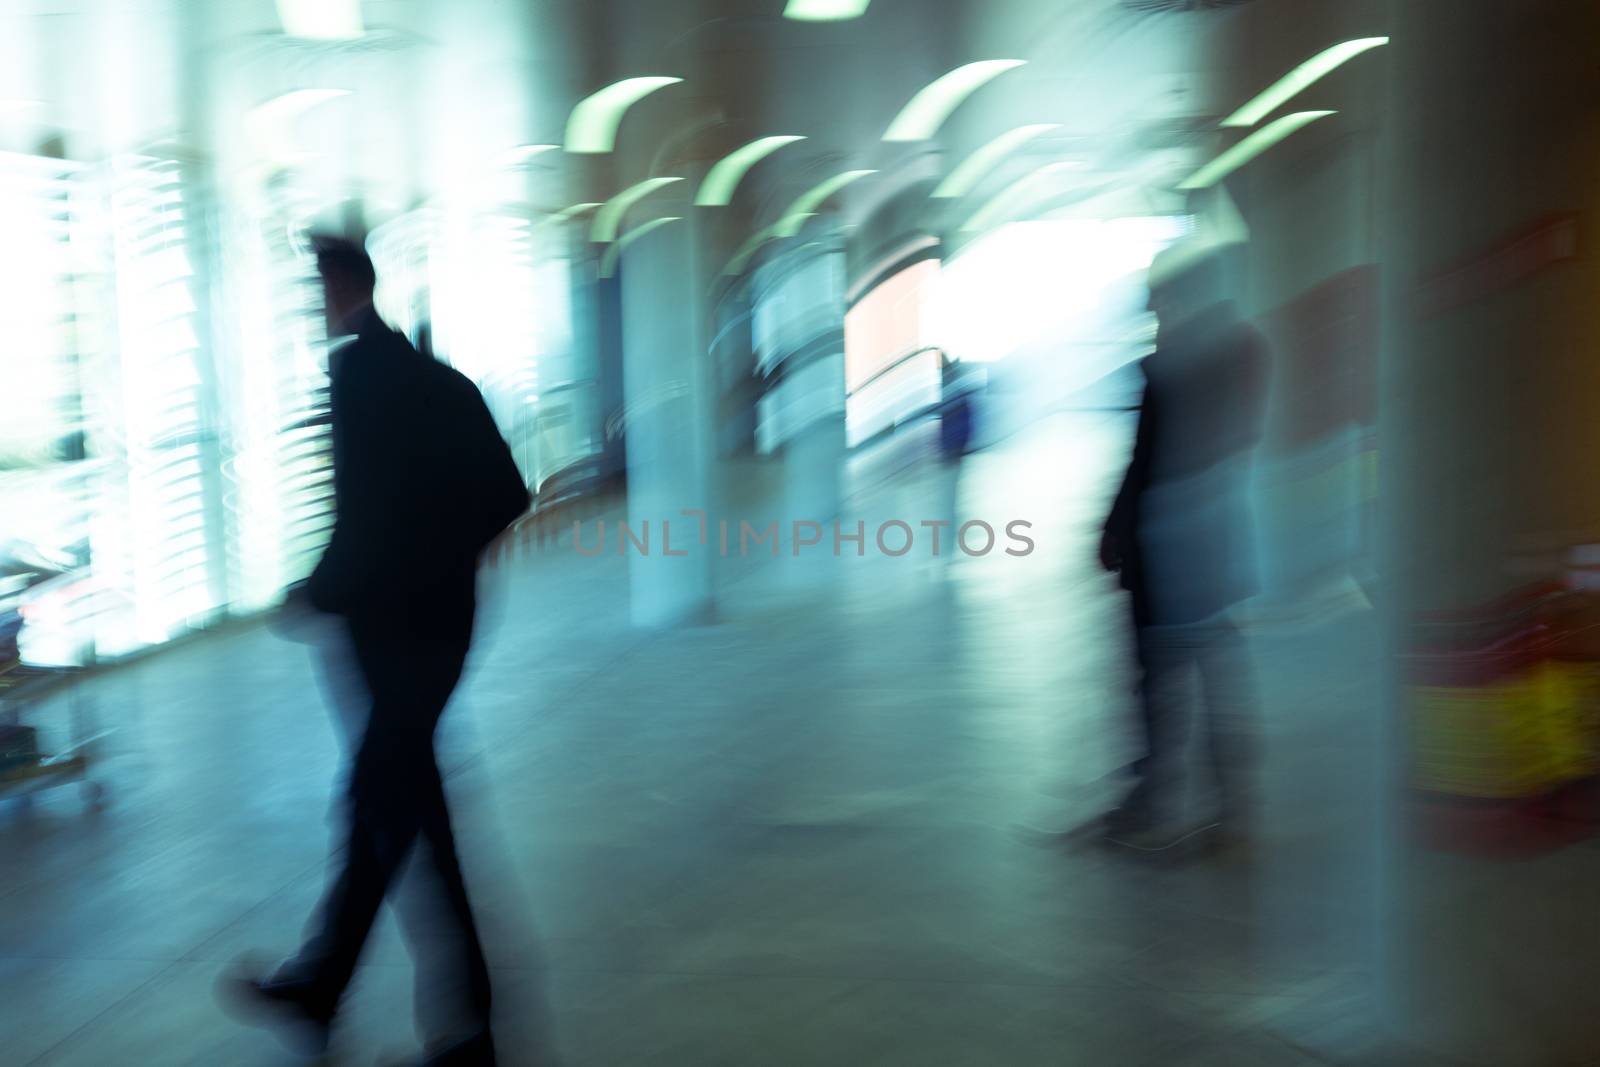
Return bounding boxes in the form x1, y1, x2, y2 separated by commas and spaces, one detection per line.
1404, 585, 1600, 853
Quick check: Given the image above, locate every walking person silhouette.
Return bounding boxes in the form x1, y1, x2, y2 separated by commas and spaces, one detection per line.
224, 235, 530, 1066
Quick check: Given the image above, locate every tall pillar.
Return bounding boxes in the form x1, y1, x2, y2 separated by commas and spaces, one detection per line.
617, 184, 718, 627
1381, 2, 1600, 1061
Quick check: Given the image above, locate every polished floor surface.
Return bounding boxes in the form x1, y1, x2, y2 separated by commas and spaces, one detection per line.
0, 414, 1447, 1066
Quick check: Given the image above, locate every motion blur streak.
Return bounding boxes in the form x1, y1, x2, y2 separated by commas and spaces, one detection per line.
1, 2, 1597, 1066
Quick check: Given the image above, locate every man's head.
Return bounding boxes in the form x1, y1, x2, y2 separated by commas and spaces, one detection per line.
311, 234, 376, 336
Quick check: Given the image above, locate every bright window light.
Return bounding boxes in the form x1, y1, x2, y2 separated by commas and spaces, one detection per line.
930, 217, 1185, 368
247, 89, 350, 165
883, 60, 1026, 143
1180, 110, 1334, 189
249, 89, 350, 126
600, 217, 682, 278
592, 177, 683, 243
932, 123, 1059, 199
774, 169, 875, 237
275, 0, 363, 38
696, 135, 806, 207
959, 161, 1082, 233
565, 77, 683, 154
1222, 38, 1387, 127
785, 0, 871, 20
843, 260, 943, 447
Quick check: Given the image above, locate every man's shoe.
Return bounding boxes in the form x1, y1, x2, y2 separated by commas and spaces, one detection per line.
1203, 806, 1255, 854
216, 962, 336, 1056
1102, 799, 1155, 838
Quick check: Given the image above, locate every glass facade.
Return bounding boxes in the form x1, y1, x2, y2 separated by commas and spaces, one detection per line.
0, 152, 576, 666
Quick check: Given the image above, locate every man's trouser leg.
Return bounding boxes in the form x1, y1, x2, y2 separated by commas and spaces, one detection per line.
309, 626, 492, 1040
294, 630, 485, 1031
1124, 624, 1192, 824
1195, 621, 1259, 824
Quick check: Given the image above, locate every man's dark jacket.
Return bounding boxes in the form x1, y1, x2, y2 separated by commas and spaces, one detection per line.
308, 311, 531, 640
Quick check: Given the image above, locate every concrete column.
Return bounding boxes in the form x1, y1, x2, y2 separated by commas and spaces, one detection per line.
782, 416, 846, 528
1381, 2, 1600, 1062
617, 186, 717, 627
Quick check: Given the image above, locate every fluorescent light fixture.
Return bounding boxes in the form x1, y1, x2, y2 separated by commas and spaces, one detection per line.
547, 202, 603, 225
724, 217, 813, 276
784, 0, 872, 20
960, 162, 1081, 233
565, 77, 683, 154
502, 144, 560, 166
772, 213, 814, 241
276, 0, 362, 38
600, 217, 683, 278
884, 60, 1026, 143
592, 177, 684, 243
250, 88, 351, 126
1222, 37, 1387, 127
696, 135, 806, 207
932, 123, 1060, 199
1179, 110, 1334, 189
774, 169, 875, 237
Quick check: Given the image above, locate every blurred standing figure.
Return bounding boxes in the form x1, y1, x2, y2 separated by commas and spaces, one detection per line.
226, 236, 530, 1066
938, 353, 975, 463
935, 354, 977, 559
1098, 246, 1269, 848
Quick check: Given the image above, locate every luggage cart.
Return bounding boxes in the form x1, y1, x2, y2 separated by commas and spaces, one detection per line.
0, 661, 108, 808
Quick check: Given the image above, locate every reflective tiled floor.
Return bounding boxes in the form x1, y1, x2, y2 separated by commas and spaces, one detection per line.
0, 415, 1425, 1066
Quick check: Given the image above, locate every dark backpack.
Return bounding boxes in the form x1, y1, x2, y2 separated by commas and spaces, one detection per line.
427, 366, 532, 558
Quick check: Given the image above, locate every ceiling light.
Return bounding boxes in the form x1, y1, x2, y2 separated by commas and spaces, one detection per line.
784, 0, 872, 20
1180, 110, 1335, 189
884, 60, 1026, 143
601, 217, 683, 278
771, 213, 815, 241
275, 0, 363, 38
774, 169, 875, 237
565, 78, 683, 154
502, 144, 560, 167
932, 124, 1060, 199
547, 202, 603, 225
592, 177, 684, 243
723, 217, 813, 276
696, 136, 807, 207
1222, 38, 1387, 128
960, 162, 1081, 232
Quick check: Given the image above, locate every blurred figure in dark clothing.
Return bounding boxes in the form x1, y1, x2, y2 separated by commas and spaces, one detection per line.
226, 236, 530, 1067
938, 353, 976, 463
1099, 245, 1269, 849
934, 354, 978, 562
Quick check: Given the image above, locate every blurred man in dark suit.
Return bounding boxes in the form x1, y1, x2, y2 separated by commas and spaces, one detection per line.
1099, 244, 1269, 850
227, 236, 530, 1066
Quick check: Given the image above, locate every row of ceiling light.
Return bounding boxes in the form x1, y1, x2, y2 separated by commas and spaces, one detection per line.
583, 33, 1392, 277
263, 0, 1387, 279
573, 57, 1034, 277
